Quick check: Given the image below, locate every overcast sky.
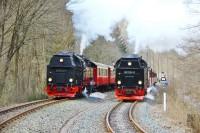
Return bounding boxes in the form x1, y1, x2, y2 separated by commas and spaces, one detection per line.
67, 0, 199, 53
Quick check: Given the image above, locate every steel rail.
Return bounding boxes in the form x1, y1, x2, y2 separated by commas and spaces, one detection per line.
0, 99, 67, 130
105, 102, 122, 133
129, 102, 147, 133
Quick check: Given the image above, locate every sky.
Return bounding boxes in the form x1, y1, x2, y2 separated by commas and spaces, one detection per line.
67, 0, 199, 53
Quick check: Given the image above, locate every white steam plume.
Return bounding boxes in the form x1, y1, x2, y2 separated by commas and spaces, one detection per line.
80, 34, 89, 54
67, 0, 191, 53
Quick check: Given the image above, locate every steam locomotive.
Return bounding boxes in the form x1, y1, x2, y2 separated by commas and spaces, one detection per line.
45, 51, 115, 98
114, 54, 156, 101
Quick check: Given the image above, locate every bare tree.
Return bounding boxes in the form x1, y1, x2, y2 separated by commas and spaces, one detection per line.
0, 0, 75, 104
0, 0, 50, 97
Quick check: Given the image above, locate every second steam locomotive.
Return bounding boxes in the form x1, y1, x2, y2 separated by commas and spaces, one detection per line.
114, 54, 156, 101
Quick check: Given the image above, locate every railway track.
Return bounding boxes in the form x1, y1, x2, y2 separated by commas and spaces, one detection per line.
106, 101, 146, 133
0, 99, 50, 115
59, 104, 98, 133
0, 98, 68, 130
129, 102, 146, 133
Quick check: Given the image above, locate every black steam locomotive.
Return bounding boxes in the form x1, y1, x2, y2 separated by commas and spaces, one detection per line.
45, 51, 115, 98
114, 54, 148, 100
45, 51, 86, 97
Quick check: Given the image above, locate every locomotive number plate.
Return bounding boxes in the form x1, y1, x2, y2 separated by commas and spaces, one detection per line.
124, 71, 135, 74
55, 69, 66, 72
125, 89, 133, 94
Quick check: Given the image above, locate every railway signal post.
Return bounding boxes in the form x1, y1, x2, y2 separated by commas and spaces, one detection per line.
163, 92, 167, 112
161, 80, 168, 112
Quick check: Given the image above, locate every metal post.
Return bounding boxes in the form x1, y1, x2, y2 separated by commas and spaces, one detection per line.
163, 92, 167, 112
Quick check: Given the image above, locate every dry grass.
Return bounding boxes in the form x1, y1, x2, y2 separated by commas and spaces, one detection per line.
166, 87, 200, 133
187, 113, 200, 133
167, 95, 188, 124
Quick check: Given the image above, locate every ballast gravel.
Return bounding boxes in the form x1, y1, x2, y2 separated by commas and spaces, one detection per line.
133, 101, 191, 133
60, 98, 118, 133
1, 99, 92, 133
1, 91, 192, 133
1, 91, 117, 133
109, 102, 136, 133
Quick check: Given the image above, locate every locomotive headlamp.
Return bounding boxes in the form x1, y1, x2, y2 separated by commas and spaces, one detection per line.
69, 78, 73, 82
48, 77, 53, 82
161, 78, 166, 81
138, 80, 142, 85
117, 80, 121, 85
60, 58, 64, 63
128, 62, 132, 66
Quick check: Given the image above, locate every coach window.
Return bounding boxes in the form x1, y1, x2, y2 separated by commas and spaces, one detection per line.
102, 69, 104, 76
90, 68, 93, 78
86, 69, 88, 77
88, 69, 91, 77
84, 71, 86, 78
99, 68, 100, 76
98, 68, 101, 76
111, 69, 114, 76
85, 69, 87, 77
88, 68, 90, 77
101, 68, 103, 76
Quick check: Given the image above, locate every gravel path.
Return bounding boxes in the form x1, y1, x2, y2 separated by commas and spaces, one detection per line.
133, 101, 191, 133
109, 102, 136, 133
